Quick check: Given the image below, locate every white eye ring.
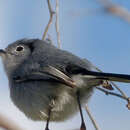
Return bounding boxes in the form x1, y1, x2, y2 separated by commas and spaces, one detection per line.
15, 46, 24, 52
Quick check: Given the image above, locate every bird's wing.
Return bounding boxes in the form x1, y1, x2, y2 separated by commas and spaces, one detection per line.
13, 65, 77, 88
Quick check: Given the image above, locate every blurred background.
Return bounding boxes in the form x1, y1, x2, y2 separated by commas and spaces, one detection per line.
0, 0, 130, 130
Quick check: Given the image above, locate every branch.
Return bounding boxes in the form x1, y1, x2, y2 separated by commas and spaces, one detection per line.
55, 0, 61, 49
0, 113, 23, 130
42, 0, 55, 40
97, 0, 130, 23
109, 81, 128, 98
96, 87, 130, 110
85, 105, 100, 130
96, 87, 128, 100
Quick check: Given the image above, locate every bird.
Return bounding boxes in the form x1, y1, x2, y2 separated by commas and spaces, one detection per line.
0, 38, 130, 130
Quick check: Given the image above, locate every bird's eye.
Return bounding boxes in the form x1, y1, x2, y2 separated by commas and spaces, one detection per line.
15, 46, 24, 52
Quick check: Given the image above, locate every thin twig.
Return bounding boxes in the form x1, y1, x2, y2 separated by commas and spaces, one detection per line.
55, 0, 61, 49
85, 105, 100, 130
96, 86, 130, 110
96, 87, 128, 101
109, 81, 127, 98
42, 0, 55, 40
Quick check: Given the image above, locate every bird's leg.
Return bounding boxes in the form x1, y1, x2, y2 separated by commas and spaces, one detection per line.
45, 107, 51, 130
45, 99, 55, 130
76, 91, 86, 130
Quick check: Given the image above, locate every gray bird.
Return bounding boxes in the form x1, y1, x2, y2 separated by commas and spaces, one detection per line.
0, 39, 130, 130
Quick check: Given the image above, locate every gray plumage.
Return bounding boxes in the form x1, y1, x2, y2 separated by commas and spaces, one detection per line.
0, 39, 130, 122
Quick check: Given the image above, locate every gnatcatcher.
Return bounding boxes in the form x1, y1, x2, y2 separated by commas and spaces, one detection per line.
0, 39, 130, 130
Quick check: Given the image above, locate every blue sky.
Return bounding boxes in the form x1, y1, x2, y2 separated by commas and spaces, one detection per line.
0, 0, 130, 130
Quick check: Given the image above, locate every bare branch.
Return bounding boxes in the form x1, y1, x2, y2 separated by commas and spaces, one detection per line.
55, 0, 61, 49
96, 87, 128, 101
109, 81, 128, 98
0, 113, 23, 130
42, 0, 55, 40
96, 86, 130, 109
85, 105, 100, 130
97, 0, 130, 23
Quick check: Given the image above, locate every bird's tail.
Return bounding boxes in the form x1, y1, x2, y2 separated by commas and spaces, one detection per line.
85, 70, 130, 83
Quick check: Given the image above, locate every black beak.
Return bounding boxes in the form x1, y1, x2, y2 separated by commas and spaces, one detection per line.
0, 49, 6, 56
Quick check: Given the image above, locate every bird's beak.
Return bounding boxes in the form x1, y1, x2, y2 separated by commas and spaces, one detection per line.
0, 49, 6, 57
